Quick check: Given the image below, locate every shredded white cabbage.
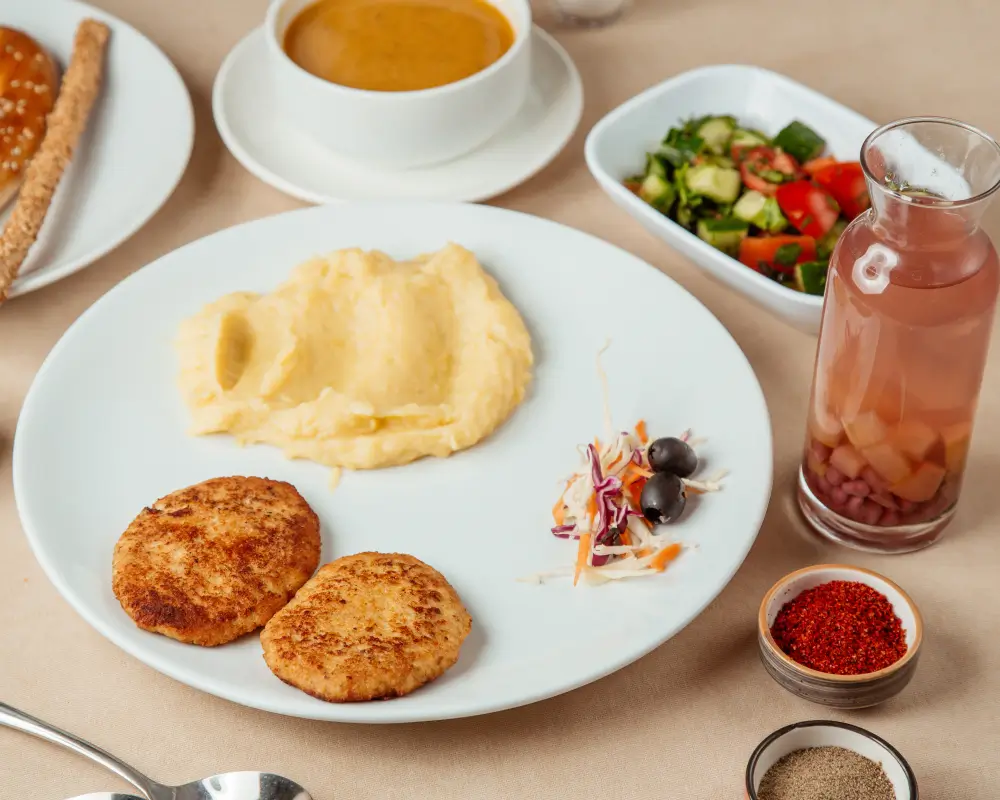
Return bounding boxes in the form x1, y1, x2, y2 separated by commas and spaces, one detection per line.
526, 344, 727, 586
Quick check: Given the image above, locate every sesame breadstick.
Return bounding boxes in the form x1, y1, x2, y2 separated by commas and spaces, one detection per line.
0, 19, 109, 302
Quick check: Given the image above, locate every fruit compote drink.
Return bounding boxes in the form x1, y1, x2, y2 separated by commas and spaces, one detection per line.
799, 118, 1000, 553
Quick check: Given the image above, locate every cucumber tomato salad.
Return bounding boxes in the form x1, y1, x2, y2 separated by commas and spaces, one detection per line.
624, 116, 871, 296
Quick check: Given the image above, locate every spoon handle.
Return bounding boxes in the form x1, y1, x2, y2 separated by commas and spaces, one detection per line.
0, 701, 159, 798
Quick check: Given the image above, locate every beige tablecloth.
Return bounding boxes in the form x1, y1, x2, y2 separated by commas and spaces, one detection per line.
2, 1, 997, 797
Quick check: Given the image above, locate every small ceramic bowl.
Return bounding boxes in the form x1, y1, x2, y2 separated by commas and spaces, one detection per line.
757, 564, 923, 709
746, 720, 918, 799
264, 0, 533, 169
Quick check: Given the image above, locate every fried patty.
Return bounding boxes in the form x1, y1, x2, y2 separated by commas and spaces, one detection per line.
261, 552, 472, 702
112, 477, 321, 647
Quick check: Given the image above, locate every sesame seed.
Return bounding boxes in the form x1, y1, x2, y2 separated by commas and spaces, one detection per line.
2, 136, 9, 144
10, 162, 19, 171
13, 51, 23, 61
35, 84, 48, 94
11, 147, 20, 156
22, 129, 32, 139
15, 107, 23, 115
2, 161, 9, 170
34, 52, 43, 61
4, 45, 12, 54
24, 80, 32, 89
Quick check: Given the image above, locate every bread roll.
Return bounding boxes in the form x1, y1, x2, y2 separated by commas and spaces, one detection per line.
0, 27, 58, 209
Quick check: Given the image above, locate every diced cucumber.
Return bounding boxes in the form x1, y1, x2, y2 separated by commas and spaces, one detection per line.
730, 128, 769, 150
703, 154, 736, 169
731, 191, 789, 234
696, 217, 750, 256
685, 164, 742, 204
757, 197, 789, 233
773, 121, 826, 164
733, 191, 767, 223
817, 219, 848, 259
794, 261, 829, 295
644, 152, 668, 179
639, 173, 676, 214
696, 116, 738, 155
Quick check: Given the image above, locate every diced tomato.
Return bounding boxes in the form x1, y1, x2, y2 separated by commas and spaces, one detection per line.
739, 235, 817, 275
739, 146, 802, 195
813, 161, 870, 219
776, 180, 841, 237
802, 156, 837, 176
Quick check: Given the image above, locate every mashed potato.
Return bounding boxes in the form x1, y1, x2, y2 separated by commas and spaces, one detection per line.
175, 244, 533, 470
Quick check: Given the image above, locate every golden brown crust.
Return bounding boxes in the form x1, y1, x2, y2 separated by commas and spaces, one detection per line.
112, 477, 321, 647
0, 19, 108, 302
261, 552, 472, 702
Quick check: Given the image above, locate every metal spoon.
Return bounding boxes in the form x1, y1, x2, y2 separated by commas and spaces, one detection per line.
0, 702, 314, 800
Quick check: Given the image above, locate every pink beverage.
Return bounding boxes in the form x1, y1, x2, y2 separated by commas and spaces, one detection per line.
799, 118, 1000, 553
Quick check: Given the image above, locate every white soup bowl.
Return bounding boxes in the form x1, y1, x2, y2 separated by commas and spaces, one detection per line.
264, 0, 533, 169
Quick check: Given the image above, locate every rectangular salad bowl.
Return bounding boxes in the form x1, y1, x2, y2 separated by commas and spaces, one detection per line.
585, 64, 878, 333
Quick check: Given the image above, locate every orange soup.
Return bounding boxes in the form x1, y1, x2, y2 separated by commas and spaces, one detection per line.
283, 0, 516, 92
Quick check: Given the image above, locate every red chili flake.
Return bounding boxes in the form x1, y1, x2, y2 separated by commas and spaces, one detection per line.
770, 580, 908, 675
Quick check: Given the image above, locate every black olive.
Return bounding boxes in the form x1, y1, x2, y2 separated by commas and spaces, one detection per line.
647, 437, 698, 477
640, 472, 686, 525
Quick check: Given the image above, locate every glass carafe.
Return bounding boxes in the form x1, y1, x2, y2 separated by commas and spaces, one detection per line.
798, 117, 1000, 553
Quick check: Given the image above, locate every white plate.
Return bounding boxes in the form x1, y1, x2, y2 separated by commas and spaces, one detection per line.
14, 202, 771, 723
5, 0, 193, 299
212, 27, 583, 204
585, 64, 877, 334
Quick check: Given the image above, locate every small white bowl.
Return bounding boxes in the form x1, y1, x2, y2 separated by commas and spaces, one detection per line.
585, 64, 877, 334
746, 720, 918, 799
264, 0, 533, 169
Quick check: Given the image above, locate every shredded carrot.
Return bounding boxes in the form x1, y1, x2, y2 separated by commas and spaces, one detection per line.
685, 484, 705, 496
650, 543, 682, 572
626, 477, 645, 510
635, 419, 648, 444
573, 533, 591, 586
552, 499, 566, 525
586, 493, 598, 523
607, 451, 624, 470
593, 437, 602, 451
620, 528, 632, 546
637, 547, 652, 558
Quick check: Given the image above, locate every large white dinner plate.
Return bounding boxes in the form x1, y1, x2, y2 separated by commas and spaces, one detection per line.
14, 202, 772, 723
5, 0, 193, 298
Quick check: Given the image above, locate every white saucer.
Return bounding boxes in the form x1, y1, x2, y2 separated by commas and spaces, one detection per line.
6, 0, 193, 299
212, 26, 583, 204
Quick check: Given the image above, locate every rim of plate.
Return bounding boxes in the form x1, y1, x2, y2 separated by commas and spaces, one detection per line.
211, 27, 583, 205
9, 0, 194, 298
13, 201, 772, 722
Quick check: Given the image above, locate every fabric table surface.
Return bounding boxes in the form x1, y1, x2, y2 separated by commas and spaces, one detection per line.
1, 1, 996, 797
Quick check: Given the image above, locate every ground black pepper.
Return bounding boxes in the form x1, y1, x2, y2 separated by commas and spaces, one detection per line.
757, 745, 895, 800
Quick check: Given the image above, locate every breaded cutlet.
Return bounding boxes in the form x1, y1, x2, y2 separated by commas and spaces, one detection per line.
112, 476, 321, 647
261, 552, 472, 702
